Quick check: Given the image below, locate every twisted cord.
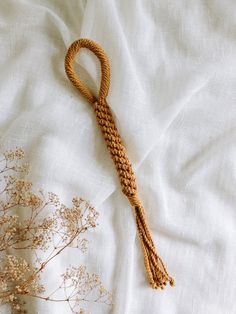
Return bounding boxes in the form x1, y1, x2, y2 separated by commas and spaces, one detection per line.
64, 38, 174, 289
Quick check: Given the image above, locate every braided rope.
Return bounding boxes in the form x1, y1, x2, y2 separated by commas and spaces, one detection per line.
65, 38, 174, 289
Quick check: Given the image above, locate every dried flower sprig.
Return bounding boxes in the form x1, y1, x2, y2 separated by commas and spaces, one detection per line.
0, 148, 112, 313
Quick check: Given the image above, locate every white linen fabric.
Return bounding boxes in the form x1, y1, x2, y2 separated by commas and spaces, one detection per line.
0, 0, 236, 313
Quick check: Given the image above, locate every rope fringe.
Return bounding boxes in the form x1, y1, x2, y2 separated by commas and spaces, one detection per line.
64, 38, 174, 289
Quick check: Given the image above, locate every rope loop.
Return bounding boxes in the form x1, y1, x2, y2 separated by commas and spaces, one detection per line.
65, 38, 110, 104
65, 38, 174, 289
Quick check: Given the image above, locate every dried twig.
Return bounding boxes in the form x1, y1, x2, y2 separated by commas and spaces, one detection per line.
0, 148, 112, 313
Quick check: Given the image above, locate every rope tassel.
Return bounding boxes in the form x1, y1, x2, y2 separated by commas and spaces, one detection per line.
65, 38, 174, 289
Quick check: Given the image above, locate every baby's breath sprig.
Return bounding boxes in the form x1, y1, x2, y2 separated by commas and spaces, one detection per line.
0, 148, 112, 313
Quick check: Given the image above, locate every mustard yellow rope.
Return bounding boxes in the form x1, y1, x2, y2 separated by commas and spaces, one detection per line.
65, 38, 174, 289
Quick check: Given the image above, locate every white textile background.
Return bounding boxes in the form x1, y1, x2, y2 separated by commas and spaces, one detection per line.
0, 0, 236, 313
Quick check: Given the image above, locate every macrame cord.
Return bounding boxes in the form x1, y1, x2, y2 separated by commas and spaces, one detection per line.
65, 38, 174, 289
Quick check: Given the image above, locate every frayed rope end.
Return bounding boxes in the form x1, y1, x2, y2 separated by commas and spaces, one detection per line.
129, 195, 174, 290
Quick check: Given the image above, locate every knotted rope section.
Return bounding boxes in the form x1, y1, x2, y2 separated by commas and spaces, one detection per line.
65, 38, 174, 289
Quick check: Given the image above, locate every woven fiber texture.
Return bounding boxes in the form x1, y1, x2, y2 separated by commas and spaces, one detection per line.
65, 38, 174, 289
